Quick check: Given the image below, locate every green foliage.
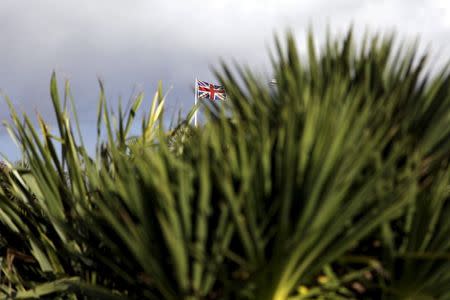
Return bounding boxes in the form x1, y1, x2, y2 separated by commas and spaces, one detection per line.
0, 29, 448, 299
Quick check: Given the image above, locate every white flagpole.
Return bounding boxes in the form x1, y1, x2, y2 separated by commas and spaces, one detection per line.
194, 77, 198, 127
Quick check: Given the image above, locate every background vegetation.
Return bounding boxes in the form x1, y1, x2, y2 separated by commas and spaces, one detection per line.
0, 29, 449, 299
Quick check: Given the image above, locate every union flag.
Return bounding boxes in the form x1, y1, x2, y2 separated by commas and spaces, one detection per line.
196, 80, 226, 101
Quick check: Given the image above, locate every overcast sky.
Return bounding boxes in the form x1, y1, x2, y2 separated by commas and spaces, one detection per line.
0, 0, 449, 160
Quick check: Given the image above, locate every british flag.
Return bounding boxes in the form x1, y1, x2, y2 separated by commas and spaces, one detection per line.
197, 80, 226, 101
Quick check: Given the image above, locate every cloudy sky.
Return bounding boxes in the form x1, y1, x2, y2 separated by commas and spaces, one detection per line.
0, 0, 449, 160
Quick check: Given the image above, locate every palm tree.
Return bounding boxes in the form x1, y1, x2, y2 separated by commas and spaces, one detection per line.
0, 28, 448, 299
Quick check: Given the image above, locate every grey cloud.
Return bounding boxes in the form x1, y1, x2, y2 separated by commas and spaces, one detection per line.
0, 0, 449, 159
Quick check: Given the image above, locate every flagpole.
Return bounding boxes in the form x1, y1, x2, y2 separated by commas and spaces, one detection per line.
194, 77, 198, 127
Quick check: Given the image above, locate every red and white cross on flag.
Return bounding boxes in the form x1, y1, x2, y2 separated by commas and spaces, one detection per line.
196, 80, 226, 101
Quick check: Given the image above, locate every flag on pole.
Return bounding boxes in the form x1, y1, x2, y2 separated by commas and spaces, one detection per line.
196, 80, 226, 101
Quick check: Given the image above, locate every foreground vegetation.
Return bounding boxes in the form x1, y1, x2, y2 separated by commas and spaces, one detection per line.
0, 29, 449, 299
